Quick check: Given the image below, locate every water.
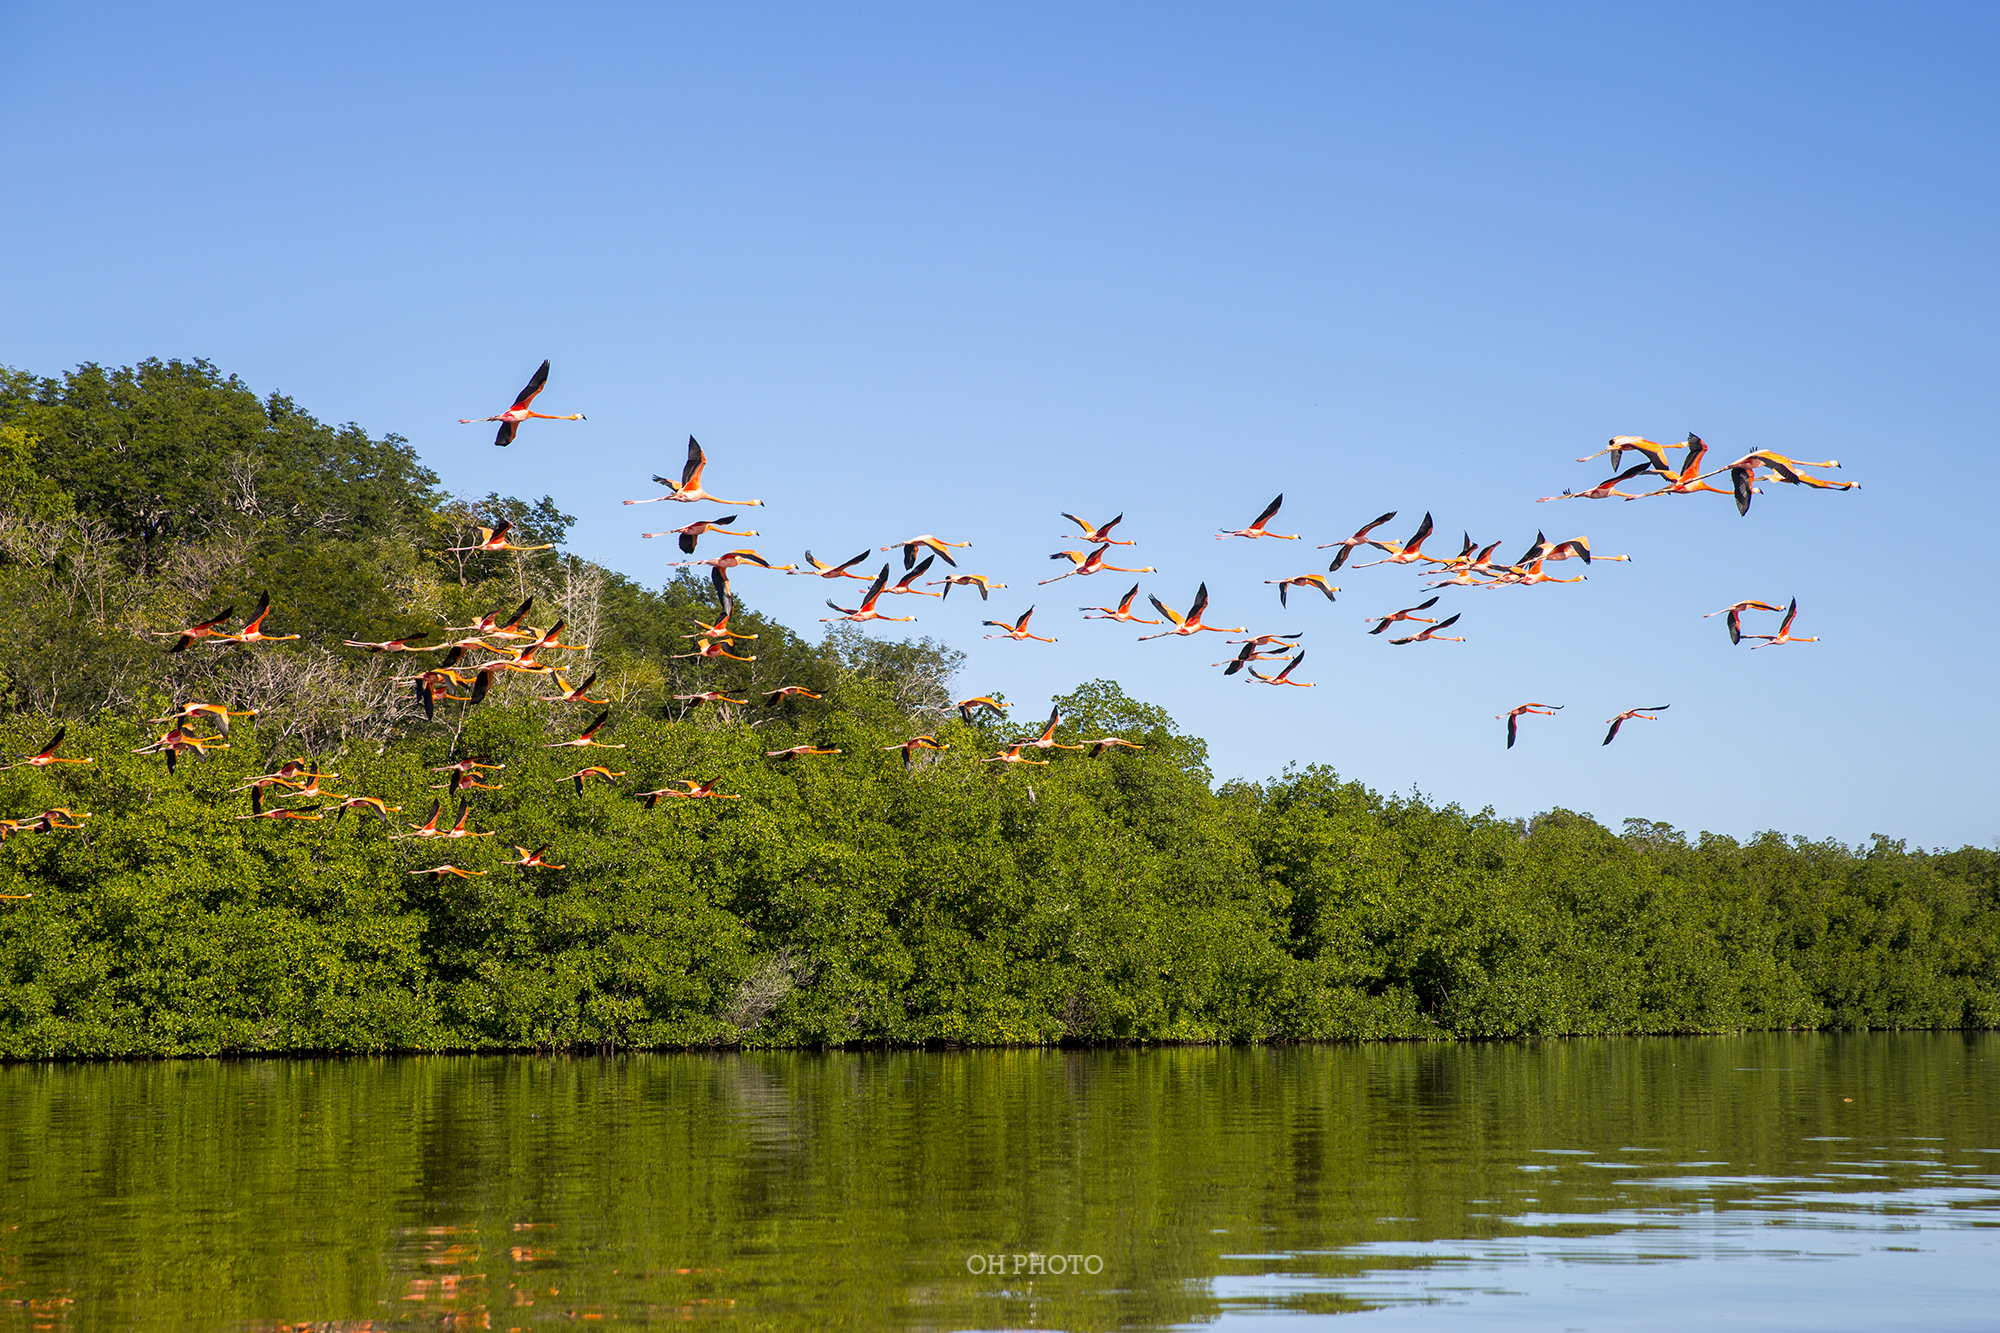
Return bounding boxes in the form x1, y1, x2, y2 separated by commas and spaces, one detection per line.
1, 1033, 1995, 1330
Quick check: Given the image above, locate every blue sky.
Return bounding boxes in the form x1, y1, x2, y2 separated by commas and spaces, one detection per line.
2, 3, 1994, 848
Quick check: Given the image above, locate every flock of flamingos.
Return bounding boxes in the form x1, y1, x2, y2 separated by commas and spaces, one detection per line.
0, 361, 1857, 886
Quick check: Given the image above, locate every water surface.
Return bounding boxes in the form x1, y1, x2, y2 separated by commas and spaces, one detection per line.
1, 1032, 1995, 1329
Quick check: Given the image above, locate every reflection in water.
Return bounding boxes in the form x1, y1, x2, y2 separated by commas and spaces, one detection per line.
0, 1033, 1993, 1330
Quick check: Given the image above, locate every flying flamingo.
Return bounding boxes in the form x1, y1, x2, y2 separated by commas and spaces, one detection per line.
1631, 434, 1730, 499
332, 796, 402, 826
564, 765, 626, 794
671, 638, 756, 663
1712, 451, 1847, 515
437, 802, 494, 840
883, 556, 944, 597
208, 592, 298, 646
447, 520, 554, 555
643, 515, 756, 553
1389, 613, 1464, 645
1266, 575, 1338, 606
157, 604, 234, 652
933, 573, 1007, 600
430, 756, 504, 776
1060, 513, 1135, 545
790, 550, 875, 580
432, 768, 503, 797
1365, 597, 1440, 635
1214, 635, 1299, 675
502, 845, 565, 869
767, 745, 842, 761
1705, 599, 1786, 646
882, 735, 948, 768
459, 360, 584, 446
1084, 738, 1144, 757
1318, 511, 1399, 570
545, 710, 623, 749
1542, 536, 1629, 565
536, 671, 608, 704
1502, 559, 1587, 588
1574, 435, 1673, 470
410, 864, 488, 879
684, 597, 757, 642
446, 598, 534, 639
640, 779, 739, 807
342, 633, 438, 653
1080, 584, 1160, 624
625, 437, 764, 506
983, 606, 1057, 643
1012, 708, 1083, 753
132, 726, 227, 774
669, 549, 789, 576
1041, 545, 1155, 584
957, 696, 1009, 723
1247, 652, 1314, 687
1138, 584, 1245, 640
0, 727, 92, 772
822, 567, 917, 624
1354, 513, 1438, 568
764, 685, 824, 705
882, 535, 972, 569
1497, 703, 1562, 749
1217, 494, 1298, 541
1744, 598, 1820, 649
394, 801, 448, 839
674, 690, 750, 707
1537, 462, 1658, 503
1603, 705, 1668, 745
981, 745, 1049, 767
234, 804, 323, 822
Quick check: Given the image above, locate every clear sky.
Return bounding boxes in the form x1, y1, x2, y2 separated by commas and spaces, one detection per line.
2, 3, 1994, 848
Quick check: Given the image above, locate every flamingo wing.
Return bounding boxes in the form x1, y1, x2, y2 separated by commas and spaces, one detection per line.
510, 361, 550, 410
1506, 714, 1519, 748
1187, 583, 1210, 623
1251, 494, 1283, 529
682, 437, 706, 488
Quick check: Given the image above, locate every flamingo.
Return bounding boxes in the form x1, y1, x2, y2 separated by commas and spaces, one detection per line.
957, 696, 1009, 723
933, 573, 1007, 600
764, 685, 824, 705
535, 671, 608, 704
232, 760, 329, 796
1704, 599, 1786, 647
447, 520, 554, 555
1711, 451, 1848, 516
1214, 635, 1299, 675
882, 535, 971, 569
1574, 435, 1673, 471
1422, 532, 1482, 577
790, 550, 875, 580
675, 689, 750, 707
1318, 511, 1399, 570
0, 727, 92, 772
882, 735, 948, 768
437, 801, 493, 840
883, 556, 944, 597
1603, 705, 1669, 745
1501, 559, 1586, 588
1354, 513, 1438, 568
564, 765, 626, 794
207, 592, 298, 646
983, 606, 1057, 643
1497, 703, 1562, 749
1365, 597, 1441, 635
393, 801, 448, 839
10, 808, 90, 834
1012, 708, 1083, 753
1138, 584, 1245, 640
501, 845, 565, 869
410, 864, 488, 879
1060, 513, 1135, 545
683, 595, 757, 643
132, 726, 227, 774
822, 567, 917, 624
640, 779, 738, 807
446, 598, 534, 639
331, 796, 402, 826
1247, 652, 1314, 687
342, 633, 438, 653
432, 768, 503, 797
1389, 613, 1464, 645
1542, 536, 1629, 565
1537, 462, 1658, 503
981, 745, 1049, 766
545, 710, 623, 749
625, 437, 763, 506
459, 360, 584, 446
766, 745, 842, 761
1217, 494, 1298, 541
1041, 545, 1154, 584
672, 638, 756, 663
1744, 598, 1820, 649
1631, 434, 1730, 499
234, 804, 323, 822
430, 756, 505, 775
157, 604, 234, 652
1083, 737, 1144, 757
1266, 575, 1338, 606
643, 515, 756, 553
1080, 584, 1160, 624
150, 702, 258, 737
669, 549, 788, 576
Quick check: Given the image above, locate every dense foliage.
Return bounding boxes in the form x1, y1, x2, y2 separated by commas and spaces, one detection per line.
0, 359, 1993, 1056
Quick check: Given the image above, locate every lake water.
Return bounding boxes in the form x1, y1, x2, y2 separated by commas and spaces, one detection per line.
1, 1033, 1995, 1330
